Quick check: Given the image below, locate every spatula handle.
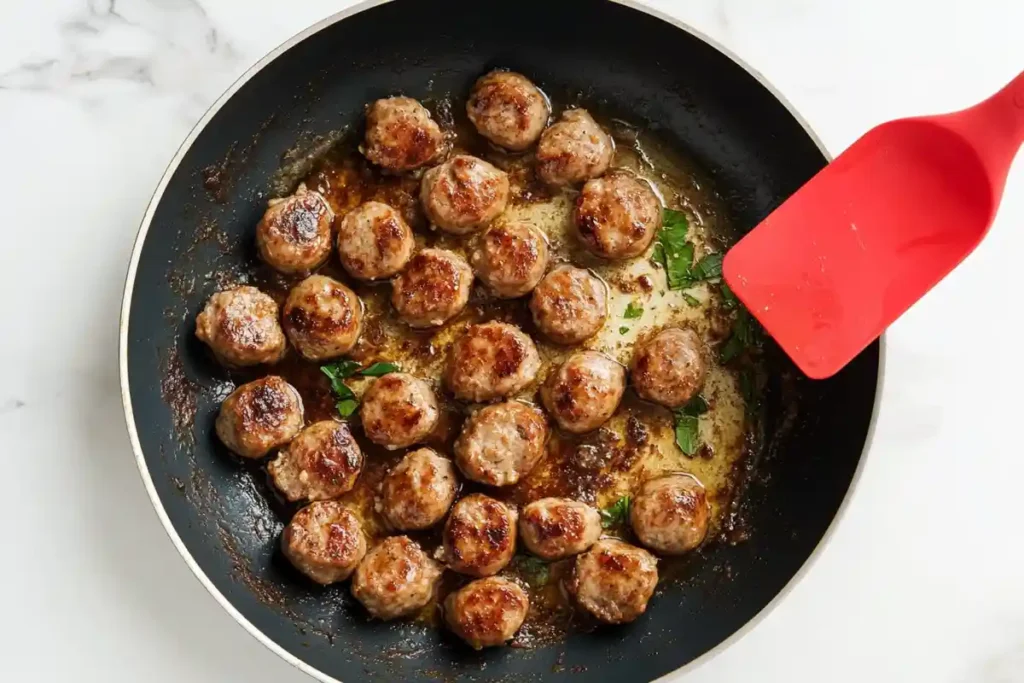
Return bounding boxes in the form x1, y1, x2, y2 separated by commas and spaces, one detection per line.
999, 70, 1024, 146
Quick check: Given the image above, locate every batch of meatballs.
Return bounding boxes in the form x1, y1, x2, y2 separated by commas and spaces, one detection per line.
194, 71, 712, 649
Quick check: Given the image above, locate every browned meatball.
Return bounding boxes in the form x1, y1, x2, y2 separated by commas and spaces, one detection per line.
215, 376, 304, 459
445, 576, 529, 649
268, 421, 363, 502
446, 322, 541, 403
535, 109, 614, 186
336, 201, 415, 281
454, 401, 548, 487
443, 494, 517, 577
466, 70, 550, 151
631, 328, 707, 408
630, 473, 709, 555
195, 286, 286, 367
575, 171, 662, 260
519, 497, 602, 560
363, 97, 444, 171
360, 373, 439, 450
351, 536, 443, 620
391, 248, 473, 328
569, 539, 658, 624
529, 265, 608, 345
281, 501, 366, 585
380, 448, 458, 531
282, 275, 363, 361
421, 155, 510, 235
541, 351, 625, 434
256, 187, 334, 274
471, 221, 550, 298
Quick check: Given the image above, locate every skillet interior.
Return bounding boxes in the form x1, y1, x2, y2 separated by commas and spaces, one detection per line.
123, 1, 880, 681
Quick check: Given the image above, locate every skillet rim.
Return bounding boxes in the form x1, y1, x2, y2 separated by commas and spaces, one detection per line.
117, 1, 886, 680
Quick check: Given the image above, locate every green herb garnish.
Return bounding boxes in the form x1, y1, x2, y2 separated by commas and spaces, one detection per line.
359, 361, 400, 377
653, 209, 694, 289
335, 399, 360, 417
674, 395, 709, 456
321, 360, 400, 418
682, 292, 701, 307
515, 556, 550, 588
623, 301, 644, 319
600, 495, 631, 529
691, 252, 723, 280
720, 281, 739, 309
720, 310, 755, 363
619, 326, 630, 335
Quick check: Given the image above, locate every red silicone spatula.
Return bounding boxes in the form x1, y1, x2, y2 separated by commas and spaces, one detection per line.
723, 70, 1024, 379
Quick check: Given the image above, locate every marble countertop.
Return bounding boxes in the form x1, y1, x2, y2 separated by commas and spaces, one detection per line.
1, 1, 1022, 681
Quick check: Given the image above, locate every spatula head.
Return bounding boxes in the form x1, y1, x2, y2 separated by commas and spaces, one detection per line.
723, 118, 993, 379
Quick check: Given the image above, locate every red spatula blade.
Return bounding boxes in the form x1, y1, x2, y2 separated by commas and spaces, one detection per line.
723, 71, 1024, 379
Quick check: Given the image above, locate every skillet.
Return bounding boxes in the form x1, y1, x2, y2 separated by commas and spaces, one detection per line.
119, 0, 883, 680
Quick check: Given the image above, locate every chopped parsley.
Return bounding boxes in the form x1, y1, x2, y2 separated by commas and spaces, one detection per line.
682, 292, 701, 307
320, 360, 400, 418
515, 556, 550, 588
720, 281, 739, 309
623, 301, 644, 319
335, 399, 360, 417
674, 395, 709, 456
691, 252, 723, 280
653, 209, 694, 289
719, 309, 756, 363
358, 361, 400, 377
619, 326, 630, 335
600, 495, 631, 529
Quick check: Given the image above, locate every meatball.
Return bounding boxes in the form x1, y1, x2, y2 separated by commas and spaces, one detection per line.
540, 351, 625, 433
529, 265, 608, 345
569, 539, 658, 624
443, 494, 517, 577
360, 373, 439, 450
466, 70, 549, 151
446, 322, 541, 403
575, 171, 662, 260
195, 286, 286, 367
282, 275, 363, 361
281, 501, 366, 585
535, 109, 614, 186
519, 497, 602, 560
268, 421, 363, 503
391, 249, 473, 328
336, 201, 415, 281
454, 401, 548, 487
351, 536, 443, 620
380, 448, 458, 531
445, 576, 529, 649
631, 328, 707, 409
630, 473, 710, 555
215, 376, 304, 459
421, 155, 510, 235
471, 220, 550, 298
363, 96, 444, 172
255, 187, 334, 274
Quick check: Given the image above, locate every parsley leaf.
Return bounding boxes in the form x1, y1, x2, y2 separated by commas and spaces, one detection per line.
515, 556, 550, 588
623, 301, 643, 319
359, 362, 399, 377
600, 495, 631, 529
720, 310, 756, 363
682, 292, 701, 307
654, 209, 694, 290
619, 326, 630, 335
335, 399, 360, 417
720, 281, 739, 309
674, 395, 709, 456
692, 253, 723, 280
321, 360, 361, 380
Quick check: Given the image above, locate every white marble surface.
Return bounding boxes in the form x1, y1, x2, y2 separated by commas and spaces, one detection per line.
1, 0, 1022, 681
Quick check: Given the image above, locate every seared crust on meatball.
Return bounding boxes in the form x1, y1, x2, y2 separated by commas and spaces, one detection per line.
268, 421, 363, 502
540, 351, 625, 434
215, 376, 304, 459
336, 201, 415, 281
519, 497, 601, 560
471, 221, 550, 298
529, 265, 608, 345
351, 536, 443, 620
569, 539, 658, 624
575, 171, 662, 260
454, 401, 548, 487
360, 373, 439, 450
630, 473, 709, 555
443, 494, 518, 577
281, 501, 366, 585
380, 448, 458, 531
195, 286, 286, 367
391, 248, 474, 328
466, 70, 550, 151
282, 275, 363, 361
535, 109, 614, 186
445, 576, 529, 649
421, 155, 510, 235
256, 188, 334, 274
631, 328, 707, 408
446, 322, 541, 403
363, 97, 444, 171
